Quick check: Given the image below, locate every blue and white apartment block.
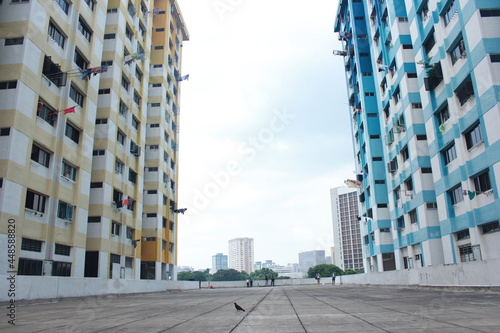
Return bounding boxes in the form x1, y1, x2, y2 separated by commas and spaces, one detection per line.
334, 0, 499, 273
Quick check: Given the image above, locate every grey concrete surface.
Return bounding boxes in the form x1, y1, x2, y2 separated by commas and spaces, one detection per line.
1, 285, 500, 332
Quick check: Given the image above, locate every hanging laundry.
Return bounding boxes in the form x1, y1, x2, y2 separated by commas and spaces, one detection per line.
124, 55, 133, 65
63, 106, 76, 114
176, 74, 189, 82
468, 191, 476, 200
345, 179, 362, 188
173, 208, 187, 214
122, 198, 129, 206
439, 124, 445, 132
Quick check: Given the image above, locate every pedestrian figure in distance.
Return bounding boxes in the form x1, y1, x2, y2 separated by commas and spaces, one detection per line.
265, 274, 269, 286
234, 302, 245, 312
316, 273, 321, 285
332, 272, 336, 285
271, 275, 275, 286
249, 277, 253, 287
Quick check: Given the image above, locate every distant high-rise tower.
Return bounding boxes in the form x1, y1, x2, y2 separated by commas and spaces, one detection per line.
330, 187, 364, 271
298, 250, 326, 274
212, 253, 228, 271
228, 237, 254, 273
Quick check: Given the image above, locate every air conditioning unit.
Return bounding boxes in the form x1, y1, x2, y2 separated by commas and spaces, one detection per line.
132, 147, 141, 156
415, 254, 421, 260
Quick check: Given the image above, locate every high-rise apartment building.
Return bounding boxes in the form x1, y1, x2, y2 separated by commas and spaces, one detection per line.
212, 252, 228, 271
298, 250, 326, 274
330, 187, 364, 271
0, 0, 189, 281
228, 237, 254, 273
334, 0, 499, 273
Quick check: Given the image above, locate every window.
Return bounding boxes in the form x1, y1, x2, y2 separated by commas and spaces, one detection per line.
458, 244, 474, 262
424, 32, 436, 54
21, 238, 42, 252
154, 46, 164, 50
443, 0, 459, 26
88, 216, 101, 223
128, 169, 137, 184
402, 44, 413, 49
480, 9, 500, 17
48, 21, 65, 48
150, 123, 159, 128
149, 144, 159, 150
125, 25, 133, 41
55, 244, 71, 256
117, 130, 125, 145
78, 17, 92, 42
153, 64, 162, 68
18, 259, 42, 276
126, 227, 134, 239
58, 201, 74, 220
96, 118, 108, 125
443, 143, 457, 165
69, 85, 84, 107
417, 135, 427, 141
83, 0, 95, 11
61, 160, 76, 181
397, 216, 405, 229
0, 128, 10, 136
130, 141, 140, 155
104, 33, 116, 39
393, 87, 401, 104
411, 102, 422, 108
121, 75, 130, 91
482, 221, 500, 234
112, 222, 121, 236
491, 54, 500, 63
169, 222, 174, 231
92, 150, 105, 156
405, 177, 413, 191
421, 1, 430, 21
147, 190, 158, 194
73, 48, 89, 70
456, 79, 474, 106
90, 182, 103, 188
133, 90, 141, 105
65, 123, 80, 144
464, 122, 483, 149
426, 202, 438, 209
138, 22, 146, 37
31, 144, 50, 167
25, 190, 46, 213
135, 68, 143, 82
456, 229, 470, 240
5, 37, 23, 45
115, 160, 124, 174
409, 210, 417, 224
148, 167, 158, 172
146, 213, 157, 218
52, 262, 71, 276
0, 81, 17, 89
401, 146, 409, 162
450, 39, 466, 64
438, 105, 450, 125
132, 116, 139, 130
119, 100, 128, 116
36, 102, 57, 126
169, 243, 174, 252
101, 60, 113, 67
422, 167, 433, 173
449, 184, 464, 205
473, 171, 492, 193
55, 0, 69, 14
98, 89, 110, 94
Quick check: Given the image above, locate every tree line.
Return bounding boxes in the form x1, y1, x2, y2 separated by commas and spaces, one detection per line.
177, 265, 363, 281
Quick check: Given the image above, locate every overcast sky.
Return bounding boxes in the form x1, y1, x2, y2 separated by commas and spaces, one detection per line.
175, 0, 352, 270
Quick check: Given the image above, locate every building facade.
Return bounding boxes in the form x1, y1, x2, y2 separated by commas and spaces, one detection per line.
0, 0, 189, 281
298, 250, 326, 275
212, 252, 228, 271
334, 0, 499, 273
330, 187, 364, 271
228, 237, 254, 273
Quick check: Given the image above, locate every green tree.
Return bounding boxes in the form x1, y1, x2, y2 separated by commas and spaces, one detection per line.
177, 270, 210, 281
211, 269, 247, 281
250, 268, 278, 280
307, 264, 344, 278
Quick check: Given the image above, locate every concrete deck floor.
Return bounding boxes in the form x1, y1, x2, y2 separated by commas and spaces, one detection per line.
1, 284, 500, 332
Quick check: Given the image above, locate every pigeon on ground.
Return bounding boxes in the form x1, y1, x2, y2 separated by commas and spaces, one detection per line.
234, 302, 245, 312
